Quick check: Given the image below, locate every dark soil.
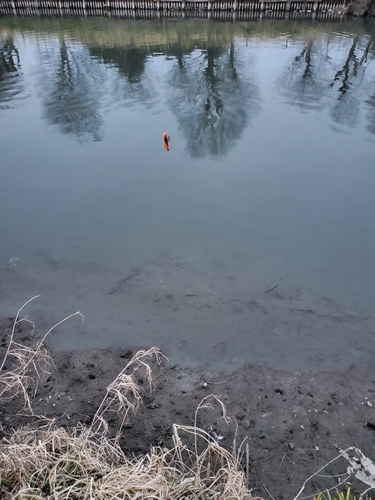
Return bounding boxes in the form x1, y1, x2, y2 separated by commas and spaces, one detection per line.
1, 317, 375, 500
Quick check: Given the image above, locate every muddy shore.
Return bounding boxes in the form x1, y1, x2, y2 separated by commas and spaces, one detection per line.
1, 318, 375, 500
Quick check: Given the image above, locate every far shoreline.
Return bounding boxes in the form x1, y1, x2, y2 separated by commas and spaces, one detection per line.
1, 0, 375, 17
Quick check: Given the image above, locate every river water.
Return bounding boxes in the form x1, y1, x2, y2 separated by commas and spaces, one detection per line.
1, 16, 375, 371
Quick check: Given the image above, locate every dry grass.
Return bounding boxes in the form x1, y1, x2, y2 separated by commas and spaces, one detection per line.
0, 424, 255, 499
0, 296, 83, 414
0, 301, 256, 500
88, 346, 164, 439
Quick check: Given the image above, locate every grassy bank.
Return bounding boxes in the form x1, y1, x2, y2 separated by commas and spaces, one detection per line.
0, 300, 254, 499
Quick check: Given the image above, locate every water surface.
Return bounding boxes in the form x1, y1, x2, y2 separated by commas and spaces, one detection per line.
1, 16, 375, 371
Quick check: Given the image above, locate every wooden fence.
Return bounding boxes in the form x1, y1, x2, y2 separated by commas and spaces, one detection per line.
0, 0, 349, 18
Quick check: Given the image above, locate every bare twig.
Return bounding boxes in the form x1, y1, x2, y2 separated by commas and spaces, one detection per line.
292, 447, 352, 500
0, 295, 40, 372
265, 278, 282, 294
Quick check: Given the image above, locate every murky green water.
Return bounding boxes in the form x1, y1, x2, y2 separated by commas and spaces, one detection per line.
1, 16, 375, 371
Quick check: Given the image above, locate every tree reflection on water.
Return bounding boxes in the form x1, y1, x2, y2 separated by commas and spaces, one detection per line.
0, 35, 23, 106
2, 18, 375, 145
89, 45, 156, 104
278, 38, 326, 110
168, 42, 260, 158
329, 35, 360, 128
279, 30, 375, 132
366, 93, 375, 135
40, 36, 104, 142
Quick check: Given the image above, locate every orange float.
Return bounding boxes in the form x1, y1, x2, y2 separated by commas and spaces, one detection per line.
163, 132, 170, 151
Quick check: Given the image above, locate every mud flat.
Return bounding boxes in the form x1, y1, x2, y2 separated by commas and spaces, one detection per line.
1, 317, 375, 499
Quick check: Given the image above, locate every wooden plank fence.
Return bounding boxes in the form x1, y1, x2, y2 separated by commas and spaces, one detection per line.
0, 0, 349, 18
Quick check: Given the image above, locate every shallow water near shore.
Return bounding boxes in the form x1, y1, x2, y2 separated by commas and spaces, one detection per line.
1, 16, 375, 371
